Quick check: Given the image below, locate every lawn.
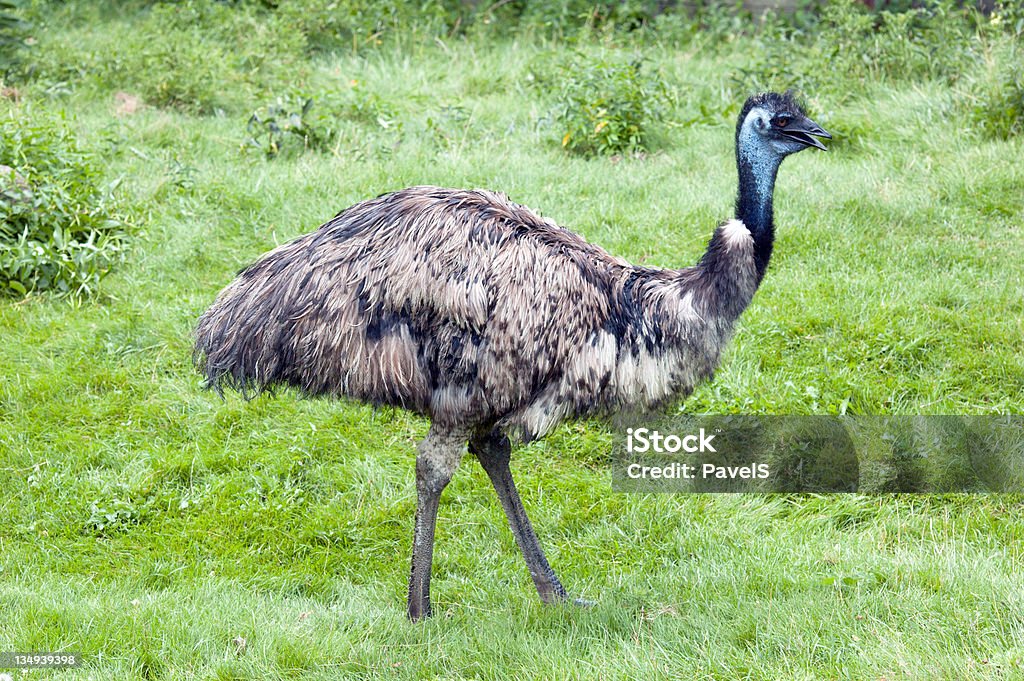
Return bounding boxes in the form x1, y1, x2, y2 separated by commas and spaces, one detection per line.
1, 2, 1023, 679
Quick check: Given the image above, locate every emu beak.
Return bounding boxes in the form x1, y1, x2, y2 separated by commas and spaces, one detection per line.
781, 116, 832, 151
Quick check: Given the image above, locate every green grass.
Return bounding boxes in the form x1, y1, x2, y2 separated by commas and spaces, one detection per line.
2, 8, 1024, 680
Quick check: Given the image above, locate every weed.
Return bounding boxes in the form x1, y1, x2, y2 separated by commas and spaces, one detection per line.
738, 0, 983, 99
556, 54, 671, 156
424, 104, 470, 149
0, 107, 132, 297
0, 0, 29, 78
84, 496, 151, 535
342, 83, 398, 128
245, 96, 340, 158
26, 1, 308, 115
966, 36, 1024, 139
273, 0, 450, 52
971, 67, 1024, 138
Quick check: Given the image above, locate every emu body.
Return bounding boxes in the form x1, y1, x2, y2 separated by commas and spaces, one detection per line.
194, 91, 830, 619
196, 187, 755, 439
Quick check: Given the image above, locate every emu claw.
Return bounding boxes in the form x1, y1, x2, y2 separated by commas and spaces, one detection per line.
572, 597, 596, 608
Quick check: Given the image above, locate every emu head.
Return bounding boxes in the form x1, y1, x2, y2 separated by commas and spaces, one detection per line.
736, 91, 832, 162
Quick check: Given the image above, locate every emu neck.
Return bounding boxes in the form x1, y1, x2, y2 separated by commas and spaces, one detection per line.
735, 145, 781, 283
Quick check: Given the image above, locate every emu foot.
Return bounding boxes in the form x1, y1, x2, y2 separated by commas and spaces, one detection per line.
407, 598, 431, 622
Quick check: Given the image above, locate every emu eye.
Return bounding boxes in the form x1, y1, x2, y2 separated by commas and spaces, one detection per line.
775, 115, 791, 128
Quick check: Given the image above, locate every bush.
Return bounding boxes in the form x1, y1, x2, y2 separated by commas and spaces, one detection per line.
0, 0, 29, 78
966, 7, 1024, 139
272, 0, 451, 52
555, 55, 671, 157
123, 3, 307, 114
132, 36, 233, 114
244, 96, 340, 158
0, 108, 132, 297
739, 0, 982, 98
969, 65, 1024, 139
28, 1, 308, 115
268, 0, 673, 47
512, 0, 665, 35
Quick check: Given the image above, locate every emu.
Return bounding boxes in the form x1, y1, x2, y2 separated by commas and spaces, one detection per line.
194, 91, 830, 620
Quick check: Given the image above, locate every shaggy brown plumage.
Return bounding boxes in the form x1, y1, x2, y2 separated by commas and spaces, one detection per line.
194, 91, 830, 620
195, 186, 757, 439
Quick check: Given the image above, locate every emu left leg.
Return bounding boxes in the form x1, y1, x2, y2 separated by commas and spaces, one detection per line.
470, 428, 569, 604
407, 425, 466, 621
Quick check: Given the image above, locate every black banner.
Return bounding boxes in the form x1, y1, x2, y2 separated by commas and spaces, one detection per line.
611, 416, 1024, 493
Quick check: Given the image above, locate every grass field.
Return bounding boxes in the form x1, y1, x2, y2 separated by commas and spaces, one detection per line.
2, 3, 1023, 679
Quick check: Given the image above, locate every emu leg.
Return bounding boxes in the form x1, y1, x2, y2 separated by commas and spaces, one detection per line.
470, 428, 569, 604
408, 426, 465, 621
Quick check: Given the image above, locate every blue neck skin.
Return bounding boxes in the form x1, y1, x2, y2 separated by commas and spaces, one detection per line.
734, 130, 783, 284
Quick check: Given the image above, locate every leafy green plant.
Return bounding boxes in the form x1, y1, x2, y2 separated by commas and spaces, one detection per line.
136, 39, 232, 114
424, 104, 470, 149
969, 65, 1024, 139
739, 0, 981, 99
0, 0, 29, 78
989, 0, 1024, 36
556, 55, 671, 157
343, 83, 398, 128
27, 1, 308, 115
958, 6, 1024, 140
273, 0, 451, 52
0, 109, 132, 297
245, 96, 340, 158
84, 496, 153, 535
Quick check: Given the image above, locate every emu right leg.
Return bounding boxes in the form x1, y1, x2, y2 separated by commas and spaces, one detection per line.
470, 428, 569, 604
407, 426, 465, 621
